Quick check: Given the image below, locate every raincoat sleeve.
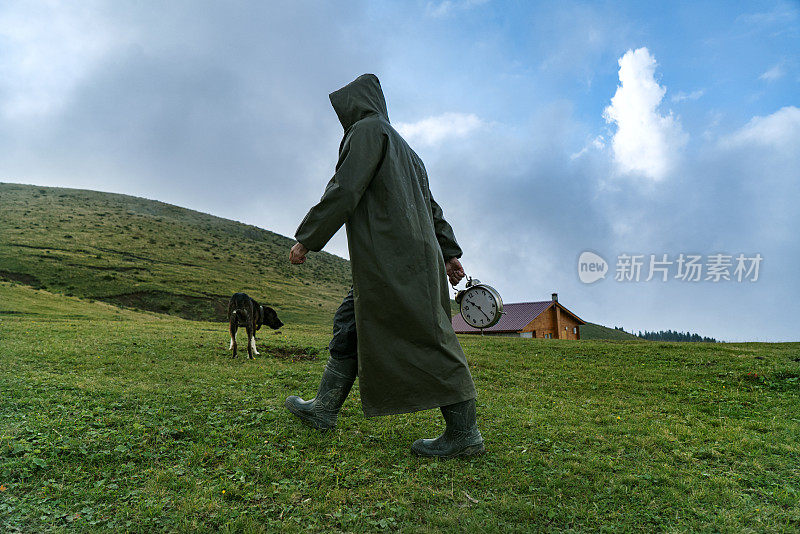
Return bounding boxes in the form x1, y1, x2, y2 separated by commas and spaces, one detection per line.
295, 124, 386, 252
429, 192, 463, 260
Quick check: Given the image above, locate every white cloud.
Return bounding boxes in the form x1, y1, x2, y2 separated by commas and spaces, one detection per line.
593, 136, 606, 149
671, 89, 705, 103
736, 6, 798, 32
569, 146, 589, 160
425, 0, 488, 18
759, 63, 785, 82
396, 112, 484, 147
570, 135, 605, 160
603, 47, 687, 181
720, 106, 800, 154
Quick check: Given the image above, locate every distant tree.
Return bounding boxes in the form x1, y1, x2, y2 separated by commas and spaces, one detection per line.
636, 329, 716, 342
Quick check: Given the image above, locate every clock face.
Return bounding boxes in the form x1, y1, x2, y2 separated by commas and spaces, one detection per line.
461, 286, 499, 328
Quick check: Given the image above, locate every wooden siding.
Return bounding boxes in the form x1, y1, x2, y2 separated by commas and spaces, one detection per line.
521, 303, 582, 340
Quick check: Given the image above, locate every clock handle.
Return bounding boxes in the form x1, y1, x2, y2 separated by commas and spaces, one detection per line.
452, 274, 470, 294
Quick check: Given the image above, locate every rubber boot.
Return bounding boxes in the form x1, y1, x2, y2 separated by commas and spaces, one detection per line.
411, 398, 485, 458
284, 357, 357, 430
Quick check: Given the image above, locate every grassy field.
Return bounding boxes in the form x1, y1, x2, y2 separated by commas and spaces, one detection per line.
0, 183, 351, 325
2, 281, 798, 532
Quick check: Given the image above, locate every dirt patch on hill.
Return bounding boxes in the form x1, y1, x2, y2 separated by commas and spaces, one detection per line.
65, 263, 144, 272
0, 270, 42, 287
101, 290, 229, 322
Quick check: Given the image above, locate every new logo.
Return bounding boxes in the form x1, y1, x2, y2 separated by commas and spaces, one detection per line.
578, 251, 608, 284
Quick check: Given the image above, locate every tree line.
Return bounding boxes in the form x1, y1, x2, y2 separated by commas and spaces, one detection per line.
637, 329, 717, 343
612, 326, 717, 343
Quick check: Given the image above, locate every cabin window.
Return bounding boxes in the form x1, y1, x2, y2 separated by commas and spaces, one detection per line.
573, 327, 577, 334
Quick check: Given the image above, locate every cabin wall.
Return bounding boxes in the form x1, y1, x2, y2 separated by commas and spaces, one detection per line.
558, 314, 582, 340
521, 306, 582, 340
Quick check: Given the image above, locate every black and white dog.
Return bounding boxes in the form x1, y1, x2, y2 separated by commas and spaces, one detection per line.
227, 293, 283, 358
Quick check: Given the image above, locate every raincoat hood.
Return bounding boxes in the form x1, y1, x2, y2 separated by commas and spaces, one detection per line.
329, 73, 389, 131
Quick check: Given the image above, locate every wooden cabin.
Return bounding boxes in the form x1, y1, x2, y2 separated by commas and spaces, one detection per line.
452, 293, 585, 339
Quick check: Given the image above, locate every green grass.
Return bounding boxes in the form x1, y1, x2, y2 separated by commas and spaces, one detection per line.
580, 323, 640, 341
0, 183, 351, 325
2, 281, 798, 532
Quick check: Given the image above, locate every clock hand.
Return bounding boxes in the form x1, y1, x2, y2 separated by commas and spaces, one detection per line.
466, 300, 491, 321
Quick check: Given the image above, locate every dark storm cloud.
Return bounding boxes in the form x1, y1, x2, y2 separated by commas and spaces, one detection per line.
1, 1, 382, 243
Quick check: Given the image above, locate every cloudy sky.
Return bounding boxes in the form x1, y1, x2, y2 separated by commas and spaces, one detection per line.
1, 1, 798, 341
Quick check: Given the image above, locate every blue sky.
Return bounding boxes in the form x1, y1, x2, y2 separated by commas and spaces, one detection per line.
1, 1, 798, 341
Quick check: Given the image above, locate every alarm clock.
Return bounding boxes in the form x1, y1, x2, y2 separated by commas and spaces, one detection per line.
455, 277, 504, 329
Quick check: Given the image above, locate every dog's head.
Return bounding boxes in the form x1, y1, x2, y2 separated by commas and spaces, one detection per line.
259, 305, 284, 330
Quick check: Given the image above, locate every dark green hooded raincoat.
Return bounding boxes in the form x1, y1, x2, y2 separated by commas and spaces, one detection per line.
295, 74, 477, 417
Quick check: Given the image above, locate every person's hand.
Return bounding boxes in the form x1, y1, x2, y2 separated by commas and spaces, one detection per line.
290, 242, 309, 264
445, 257, 465, 286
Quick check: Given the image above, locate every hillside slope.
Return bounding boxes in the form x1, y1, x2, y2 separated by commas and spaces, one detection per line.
0, 183, 351, 324
580, 322, 640, 340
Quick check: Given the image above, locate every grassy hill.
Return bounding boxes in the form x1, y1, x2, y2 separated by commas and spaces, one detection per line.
1, 182, 668, 336
580, 322, 640, 341
1, 281, 798, 531
0, 183, 351, 325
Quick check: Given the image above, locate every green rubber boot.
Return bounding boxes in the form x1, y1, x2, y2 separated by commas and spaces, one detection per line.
411, 398, 485, 459
285, 358, 357, 430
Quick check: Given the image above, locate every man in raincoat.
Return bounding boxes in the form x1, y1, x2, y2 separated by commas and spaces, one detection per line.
285, 74, 484, 458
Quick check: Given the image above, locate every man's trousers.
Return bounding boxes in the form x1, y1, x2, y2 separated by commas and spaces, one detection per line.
329, 289, 357, 362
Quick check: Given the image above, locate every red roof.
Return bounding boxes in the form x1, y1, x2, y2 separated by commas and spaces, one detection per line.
452, 300, 554, 333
